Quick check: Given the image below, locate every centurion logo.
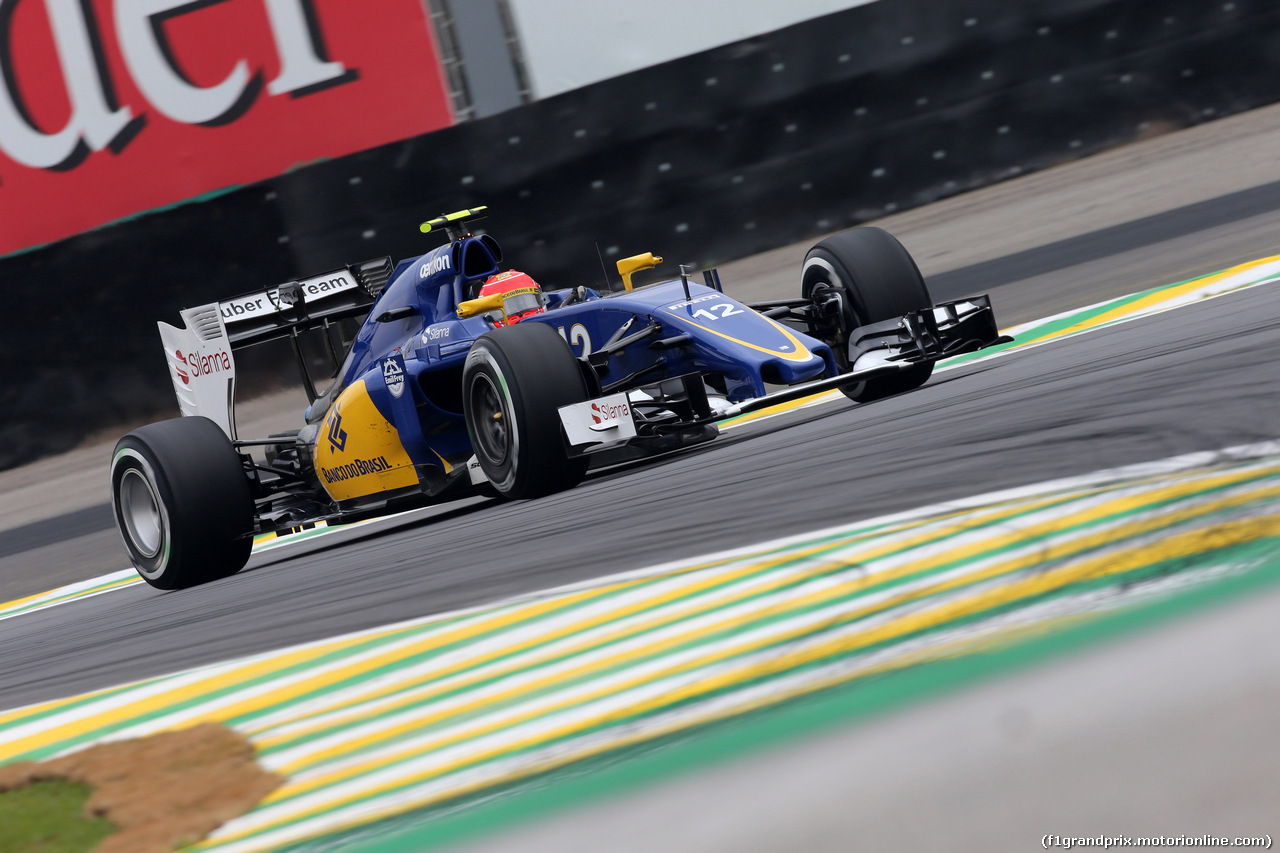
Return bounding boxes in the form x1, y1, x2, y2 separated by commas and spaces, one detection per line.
320, 456, 393, 484
173, 348, 231, 385
419, 254, 453, 278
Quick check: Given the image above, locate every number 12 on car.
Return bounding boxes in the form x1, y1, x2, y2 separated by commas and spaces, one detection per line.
557, 324, 591, 355
692, 303, 743, 321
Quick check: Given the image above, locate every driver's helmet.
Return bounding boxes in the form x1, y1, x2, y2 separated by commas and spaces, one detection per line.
478, 270, 547, 326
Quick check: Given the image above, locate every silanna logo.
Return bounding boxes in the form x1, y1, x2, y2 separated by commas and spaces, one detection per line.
589, 399, 630, 431
173, 348, 230, 385
326, 410, 347, 452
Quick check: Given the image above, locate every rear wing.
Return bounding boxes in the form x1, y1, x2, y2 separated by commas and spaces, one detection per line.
158, 257, 394, 439
218, 257, 392, 347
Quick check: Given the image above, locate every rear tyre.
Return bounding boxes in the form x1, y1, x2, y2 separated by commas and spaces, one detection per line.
462, 322, 591, 500
110, 416, 254, 589
802, 226, 935, 402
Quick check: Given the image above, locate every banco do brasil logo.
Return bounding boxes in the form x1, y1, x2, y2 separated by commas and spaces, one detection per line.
327, 410, 347, 452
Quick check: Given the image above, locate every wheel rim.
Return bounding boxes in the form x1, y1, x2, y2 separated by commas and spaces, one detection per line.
469, 373, 511, 467
119, 468, 163, 558
806, 258, 869, 396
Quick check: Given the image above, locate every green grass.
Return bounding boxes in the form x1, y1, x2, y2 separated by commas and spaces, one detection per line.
0, 780, 114, 853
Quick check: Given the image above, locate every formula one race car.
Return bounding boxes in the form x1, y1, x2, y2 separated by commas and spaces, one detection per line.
110, 208, 1009, 589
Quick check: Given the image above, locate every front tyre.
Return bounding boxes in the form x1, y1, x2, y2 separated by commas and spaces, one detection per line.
802, 226, 935, 402
462, 322, 591, 500
110, 416, 254, 590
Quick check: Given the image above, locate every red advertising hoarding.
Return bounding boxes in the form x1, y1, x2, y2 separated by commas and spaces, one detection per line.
0, 0, 454, 256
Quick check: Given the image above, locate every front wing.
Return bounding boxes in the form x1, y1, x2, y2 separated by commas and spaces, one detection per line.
557, 295, 1009, 453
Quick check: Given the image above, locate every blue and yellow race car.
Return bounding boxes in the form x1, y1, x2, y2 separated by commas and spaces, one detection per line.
110, 207, 1007, 589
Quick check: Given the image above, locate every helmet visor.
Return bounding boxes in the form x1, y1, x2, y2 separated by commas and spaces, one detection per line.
502, 292, 544, 316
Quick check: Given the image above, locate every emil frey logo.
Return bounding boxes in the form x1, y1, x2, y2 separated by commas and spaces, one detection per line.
383, 358, 405, 398
327, 411, 347, 452
419, 254, 453, 278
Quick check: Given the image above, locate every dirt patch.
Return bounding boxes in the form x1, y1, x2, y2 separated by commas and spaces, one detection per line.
0, 722, 282, 853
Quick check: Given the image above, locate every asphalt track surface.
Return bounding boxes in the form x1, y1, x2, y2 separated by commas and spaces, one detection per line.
2, 241, 1279, 718
5, 174, 1280, 580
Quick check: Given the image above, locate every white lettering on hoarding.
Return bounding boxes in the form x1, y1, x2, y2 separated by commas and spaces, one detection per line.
0, 0, 353, 172
0, 0, 136, 169
115, 0, 256, 126
263, 0, 354, 96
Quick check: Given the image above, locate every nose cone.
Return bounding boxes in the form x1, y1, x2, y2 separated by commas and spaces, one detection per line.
666, 301, 826, 382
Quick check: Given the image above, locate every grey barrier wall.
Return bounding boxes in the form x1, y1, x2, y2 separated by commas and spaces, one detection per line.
3, 0, 1279, 470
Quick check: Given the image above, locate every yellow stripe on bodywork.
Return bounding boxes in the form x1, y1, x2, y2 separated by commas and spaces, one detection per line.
663, 311, 817, 362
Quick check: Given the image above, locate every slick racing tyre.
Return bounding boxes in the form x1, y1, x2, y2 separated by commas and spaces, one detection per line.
463, 322, 591, 500
110, 416, 254, 590
802, 226, 935, 402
